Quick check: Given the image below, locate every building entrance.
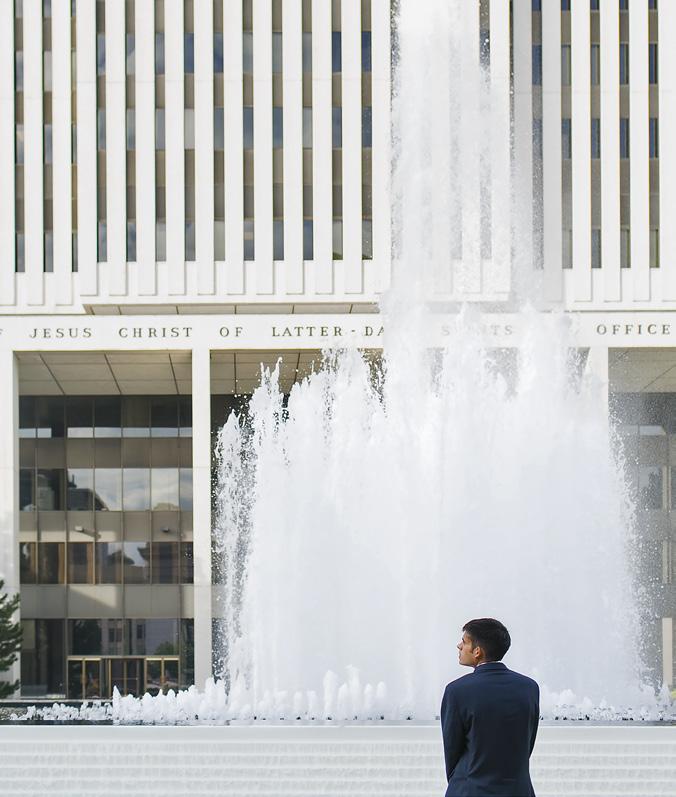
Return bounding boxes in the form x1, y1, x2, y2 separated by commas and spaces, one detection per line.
66, 656, 180, 699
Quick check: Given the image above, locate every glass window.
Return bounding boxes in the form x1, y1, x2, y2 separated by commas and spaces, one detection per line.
272, 32, 282, 74
123, 468, 150, 510
94, 468, 122, 511
44, 124, 52, 163
123, 398, 149, 437
20, 397, 35, 439
97, 220, 107, 261
20, 542, 37, 584
620, 43, 629, 85
214, 107, 224, 150
156, 221, 166, 261
179, 468, 192, 511
561, 45, 571, 86
126, 33, 135, 75
640, 466, 663, 510
123, 542, 151, 583
561, 0, 570, 9
155, 33, 164, 75
273, 220, 284, 260
243, 107, 253, 149
22, 619, 65, 697
333, 219, 343, 260
70, 619, 103, 655
362, 107, 372, 149
362, 31, 371, 72
145, 619, 178, 655
67, 469, 94, 511
362, 220, 373, 260
332, 31, 341, 73
20, 468, 35, 511
44, 232, 54, 274
127, 220, 136, 262
68, 542, 94, 584
591, 228, 601, 269
302, 32, 312, 72
620, 117, 630, 159
184, 32, 194, 74
591, 118, 600, 159
562, 228, 572, 269
651, 228, 660, 268
38, 542, 65, 584
151, 398, 178, 437
96, 542, 122, 584
15, 51, 23, 92
243, 31, 253, 73
650, 117, 659, 158
214, 32, 224, 73
303, 219, 313, 260
302, 107, 312, 148
37, 397, 64, 438
244, 219, 254, 260
67, 398, 93, 438
155, 108, 165, 150
151, 468, 179, 511
152, 542, 179, 584
184, 109, 195, 149
94, 397, 121, 437
649, 43, 658, 84
332, 108, 342, 149
532, 45, 542, 86
591, 44, 600, 86
181, 542, 193, 583
126, 109, 135, 150
15, 124, 24, 165
621, 227, 631, 268
97, 33, 105, 75
37, 469, 65, 511
179, 397, 192, 437
273, 107, 283, 148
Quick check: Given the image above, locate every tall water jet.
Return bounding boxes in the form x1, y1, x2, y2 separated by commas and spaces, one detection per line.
213, 0, 642, 720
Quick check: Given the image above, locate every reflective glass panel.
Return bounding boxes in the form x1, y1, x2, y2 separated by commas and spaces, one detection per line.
152, 541, 178, 584
70, 619, 101, 655
68, 542, 94, 584
36, 469, 65, 510
67, 468, 94, 511
123, 398, 150, 438
20, 468, 35, 511
179, 468, 192, 511
639, 466, 663, 510
181, 541, 193, 584
36, 397, 64, 438
123, 541, 151, 583
96, 542, 123, 584
20, 542, 37, 583
19, 397, 35, 439
146, 619, 178, 655
151, 397, 178, 437
95, 468, 122, 510
94, 397, 121, 437
66, 398, 93, 438
123, 468, 150, 511
38, 542, 65, 584
151, 468, 179, 511
67, 659, 83, 699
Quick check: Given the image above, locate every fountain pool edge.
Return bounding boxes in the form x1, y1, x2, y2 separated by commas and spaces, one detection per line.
1, 724, 675, 796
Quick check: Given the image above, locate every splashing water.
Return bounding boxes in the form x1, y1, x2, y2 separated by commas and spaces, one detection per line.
208, 0, 653, 721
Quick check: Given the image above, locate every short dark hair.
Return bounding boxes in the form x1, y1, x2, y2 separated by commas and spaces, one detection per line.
463, 618, 511, 662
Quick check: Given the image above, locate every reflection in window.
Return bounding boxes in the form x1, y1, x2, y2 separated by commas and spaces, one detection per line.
68, 542, 94, 584
67, 469, 94, 511
123, 398, 150, 437
129, 619, 178, 655
151, 398, 178, 437
66, 398, 93, 437
123, 469, 151, 511
95, 397, 121, 437
95, 468, 122, 511
20, 397, 36, 439
96, 542, 123, 584
155, 33, 165, 74
20, 469, 35, 511
181, 541, 193, 583
20, 542, 37, 583
38, 542, 65, 584
37, 469, 64, 511
639, 466, 663, 510
151, 468, 179, 511
123, 541, 151, 583
152, 542, 178, 583
36, 397, 64, 438
179, 468, 192, 511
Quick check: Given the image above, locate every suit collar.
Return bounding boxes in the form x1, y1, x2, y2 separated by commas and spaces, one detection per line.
473, 661, 507, 673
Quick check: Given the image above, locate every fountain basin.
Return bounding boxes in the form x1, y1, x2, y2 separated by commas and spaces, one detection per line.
1, 724, 674, 796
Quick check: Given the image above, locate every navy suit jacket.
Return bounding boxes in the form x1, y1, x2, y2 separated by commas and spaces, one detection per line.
440, 662, 539, 797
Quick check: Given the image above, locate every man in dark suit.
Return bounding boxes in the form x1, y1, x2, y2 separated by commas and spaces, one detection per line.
440, 618, 539, 797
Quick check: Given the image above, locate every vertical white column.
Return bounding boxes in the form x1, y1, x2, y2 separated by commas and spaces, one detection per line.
341, 0, 362, 294
77, 0, 98, 296
601, 0, 621, 301
24, 0, 44, 305
457, 0, 481, 295
165, 0, 185, 295
660, 0, 676, 298
571, 0, 592, 301
541, 0, 562, 302
489, 0, 511, 296
312, 0, 333, 294
0, 1, 16, 305
630, 0, 650, 301
106, 0, 127, 296
371, 0, 390, 294
663, 617, 674, 689
192, 347, 212, 688
512, 0, 533, 282
223, 0, 244, 294
253, 0, 273, 294
282, 0, 304, 295
135, 0, 156, 295
194, 0, 215, 295
52, 0, 73, 307
0, 350, 19, 694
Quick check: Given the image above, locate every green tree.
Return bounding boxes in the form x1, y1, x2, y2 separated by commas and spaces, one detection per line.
0, 580, 21, 698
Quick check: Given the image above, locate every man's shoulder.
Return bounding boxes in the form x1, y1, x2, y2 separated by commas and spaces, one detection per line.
443, 672, 476, 698
507, 669, 540, 693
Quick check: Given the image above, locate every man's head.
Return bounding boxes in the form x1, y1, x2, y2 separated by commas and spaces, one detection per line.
457, 618, 511, 668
